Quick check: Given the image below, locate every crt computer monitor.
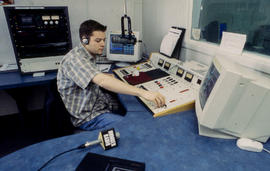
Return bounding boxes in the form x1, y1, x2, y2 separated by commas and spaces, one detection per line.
195, 55, 270, 142
106, 31, 141, 65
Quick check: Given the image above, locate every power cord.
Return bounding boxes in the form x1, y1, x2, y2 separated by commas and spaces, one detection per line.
263, 148, 270, 154
37, 144, 86, 171
38, 129, 120, 170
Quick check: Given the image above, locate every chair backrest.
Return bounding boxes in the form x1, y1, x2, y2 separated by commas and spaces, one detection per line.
44, 79, 75, 137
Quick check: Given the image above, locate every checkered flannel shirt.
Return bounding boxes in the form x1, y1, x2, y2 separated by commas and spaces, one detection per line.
57, 44, 120, 127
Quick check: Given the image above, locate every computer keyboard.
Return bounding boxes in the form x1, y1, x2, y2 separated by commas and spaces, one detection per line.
96, 56, 114, 64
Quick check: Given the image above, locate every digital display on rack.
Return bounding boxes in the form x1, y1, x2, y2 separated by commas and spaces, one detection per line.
51, 15, 60, 20
20, 16, 33, 24
42, 15, 50, 20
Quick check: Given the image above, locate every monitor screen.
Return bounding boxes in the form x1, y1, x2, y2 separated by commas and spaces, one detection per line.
195, 56, 270, 142
107, 31, 141, 63
199, 62, 220, 110
110, 34, 135, 55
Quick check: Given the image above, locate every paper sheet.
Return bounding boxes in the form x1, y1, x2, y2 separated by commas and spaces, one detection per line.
219, 32, 247, 55
160, 28, 182, 56
0, 64, 18, 72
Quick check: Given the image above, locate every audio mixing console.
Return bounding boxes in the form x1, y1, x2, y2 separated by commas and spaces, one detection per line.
113, 52, 209, 117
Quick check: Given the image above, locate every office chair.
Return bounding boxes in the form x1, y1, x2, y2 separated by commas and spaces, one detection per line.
44, 79, 80, 138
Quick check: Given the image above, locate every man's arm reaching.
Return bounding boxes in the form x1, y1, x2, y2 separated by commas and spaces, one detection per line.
92, 73, 166, 108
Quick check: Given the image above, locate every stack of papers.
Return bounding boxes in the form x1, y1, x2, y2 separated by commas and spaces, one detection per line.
0, 64, 18, 72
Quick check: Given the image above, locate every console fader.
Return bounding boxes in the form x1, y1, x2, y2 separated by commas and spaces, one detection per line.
113, 52, 209, 117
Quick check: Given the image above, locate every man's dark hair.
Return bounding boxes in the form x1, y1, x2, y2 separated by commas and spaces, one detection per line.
79, 19, 107, 42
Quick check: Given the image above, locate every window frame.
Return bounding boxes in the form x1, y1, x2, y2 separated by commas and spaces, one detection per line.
184, 0, 270, 74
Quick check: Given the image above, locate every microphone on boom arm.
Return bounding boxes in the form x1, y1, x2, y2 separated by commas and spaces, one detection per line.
111, 14, 137, 45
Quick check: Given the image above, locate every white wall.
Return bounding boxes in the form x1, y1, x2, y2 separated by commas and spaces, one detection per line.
87, 0, 142, 34
0, 7, 16, 65
142, 0, 216, 66
142, 0, 189, 55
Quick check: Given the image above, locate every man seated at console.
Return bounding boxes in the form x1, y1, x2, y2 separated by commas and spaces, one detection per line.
57, 19, 165, 131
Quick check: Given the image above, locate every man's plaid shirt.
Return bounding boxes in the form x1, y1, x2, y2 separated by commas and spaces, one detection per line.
57, 44, 120, 127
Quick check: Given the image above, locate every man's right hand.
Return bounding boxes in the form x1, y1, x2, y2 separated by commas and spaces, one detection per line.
93, 73, 166, 108
140, 90, 166, 108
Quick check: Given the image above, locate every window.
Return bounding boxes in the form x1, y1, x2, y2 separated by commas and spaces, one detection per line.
191, 0, 270, 57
